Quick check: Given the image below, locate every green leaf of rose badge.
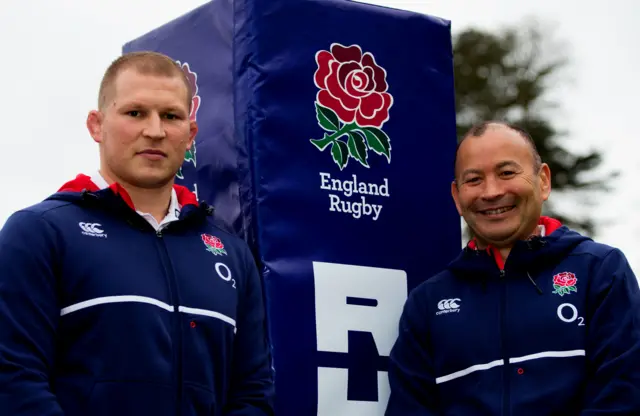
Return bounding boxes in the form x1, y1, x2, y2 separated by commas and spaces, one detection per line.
310, 43, 394, 170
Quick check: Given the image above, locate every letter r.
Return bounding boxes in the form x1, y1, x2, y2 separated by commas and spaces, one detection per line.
313, 261, 408, 415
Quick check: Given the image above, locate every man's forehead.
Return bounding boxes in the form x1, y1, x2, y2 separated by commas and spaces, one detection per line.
460, 128, 531, 157
109, 70, 189, 106
455, 127, 533, 175
114, 68, 185, 89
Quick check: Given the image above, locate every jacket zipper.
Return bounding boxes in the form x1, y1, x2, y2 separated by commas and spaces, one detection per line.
499, 268, 510, 416
155, 229, 183, 415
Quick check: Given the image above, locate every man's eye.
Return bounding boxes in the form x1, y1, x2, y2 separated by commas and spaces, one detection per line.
164, 113, 178, 120
127, 110, 141, 117
501, 171, 516, 177
466, 177, 480, 184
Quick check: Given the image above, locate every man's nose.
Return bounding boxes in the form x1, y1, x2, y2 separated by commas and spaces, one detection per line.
143, 113, 166, 140
481, 176, 505, 201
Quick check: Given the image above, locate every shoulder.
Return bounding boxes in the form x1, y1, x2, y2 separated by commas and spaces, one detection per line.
570, 238, 620, 261
567, 239, 633, 277
2, 195, 86, 234
201, 218, 250, 251
0, 201, 72, 256
564, 239, 636, 293
200, 218, 257, 267
405, 269, 458, 308
1, 199, 71, 234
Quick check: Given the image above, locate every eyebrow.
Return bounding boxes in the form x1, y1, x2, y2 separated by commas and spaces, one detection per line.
119, 102, 187, 113
459, 160, 522, 179
496, 160, 522, 170
460, 168, 482, 179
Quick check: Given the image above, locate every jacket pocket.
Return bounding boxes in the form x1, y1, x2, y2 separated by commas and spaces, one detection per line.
88, 380, 174, 415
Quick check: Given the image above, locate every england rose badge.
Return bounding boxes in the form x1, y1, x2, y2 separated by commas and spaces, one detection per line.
201, 234, 227, 256
310, 43, 393, 170
552, 272, 577, 296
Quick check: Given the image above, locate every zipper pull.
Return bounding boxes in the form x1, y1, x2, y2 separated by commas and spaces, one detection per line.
156, 229, 163, 238
500, 269, 506, 278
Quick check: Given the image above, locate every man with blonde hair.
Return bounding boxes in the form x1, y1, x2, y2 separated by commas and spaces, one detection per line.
0, 51, 274, 415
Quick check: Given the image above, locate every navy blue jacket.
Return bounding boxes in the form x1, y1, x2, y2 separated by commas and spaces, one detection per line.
0, 175, 274, 415
386, 217, 640, 415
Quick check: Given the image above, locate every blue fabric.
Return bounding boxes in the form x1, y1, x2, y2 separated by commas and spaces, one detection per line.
0, 183, 274, 415
386, 223, 640, 415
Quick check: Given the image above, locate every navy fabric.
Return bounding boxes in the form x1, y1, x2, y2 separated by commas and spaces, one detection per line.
386, 223, 640, 415
0, 181, 274, 415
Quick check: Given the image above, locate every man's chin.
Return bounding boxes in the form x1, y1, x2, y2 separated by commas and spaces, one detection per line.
472, 226, 520, 248
124, 172, 177, 190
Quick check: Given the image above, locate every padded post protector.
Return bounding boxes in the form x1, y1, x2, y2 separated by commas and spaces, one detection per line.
123, 0, 461, 414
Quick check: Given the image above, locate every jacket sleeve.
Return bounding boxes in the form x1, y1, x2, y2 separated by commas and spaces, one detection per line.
0, 210, 65, 415
385, 289, 439, 415
581, 248, 640, 414
223, 243, 275, 415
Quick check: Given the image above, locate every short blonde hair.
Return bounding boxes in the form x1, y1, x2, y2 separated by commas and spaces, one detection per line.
98, 51, 193, 110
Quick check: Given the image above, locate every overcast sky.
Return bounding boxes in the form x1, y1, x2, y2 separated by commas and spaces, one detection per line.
1, 0, 638, 274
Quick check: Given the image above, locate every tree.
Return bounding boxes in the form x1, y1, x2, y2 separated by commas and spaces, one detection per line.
452, 18, 617, 236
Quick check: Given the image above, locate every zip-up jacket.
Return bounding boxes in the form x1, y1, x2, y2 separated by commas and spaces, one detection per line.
386, 217, 640, 416
0, 174, 274, 415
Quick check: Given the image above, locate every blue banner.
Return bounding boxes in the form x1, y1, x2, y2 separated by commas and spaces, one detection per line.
124, 0, 461, 414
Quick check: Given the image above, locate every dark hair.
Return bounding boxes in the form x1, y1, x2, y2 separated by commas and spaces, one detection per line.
454, 121, 542, 177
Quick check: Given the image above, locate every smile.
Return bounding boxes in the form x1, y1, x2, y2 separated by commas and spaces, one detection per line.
480, 206, 515, 215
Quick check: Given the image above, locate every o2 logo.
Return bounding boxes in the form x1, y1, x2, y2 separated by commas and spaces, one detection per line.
215, 262, 236, 289
313, 261, 408, 416
557, 303, 585, 326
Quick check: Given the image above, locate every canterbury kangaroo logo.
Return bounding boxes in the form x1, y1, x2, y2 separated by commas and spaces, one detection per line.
436, 298, 461, 315
79, 222, 107, 238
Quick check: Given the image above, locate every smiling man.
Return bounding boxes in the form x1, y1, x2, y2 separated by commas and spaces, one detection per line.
385, 121, 640, 415
0, 51, 274, 415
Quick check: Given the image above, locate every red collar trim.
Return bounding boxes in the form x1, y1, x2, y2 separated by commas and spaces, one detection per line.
467, 216, 562, 250
57, 174, 198, 211
466, 216, 562, 270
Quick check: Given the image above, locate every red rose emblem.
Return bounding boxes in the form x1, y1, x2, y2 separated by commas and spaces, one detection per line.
201, 234, 227, 256
309, 43, 393, 170
314, 43, 393, 128
552, 272, 578, 296
201, 234, 223, 249
553, 272, 577, 287
179, 62, 201, 122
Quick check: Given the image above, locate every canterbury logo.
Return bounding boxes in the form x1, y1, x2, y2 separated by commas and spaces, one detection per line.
79, 222, 107, 238
436, 298, 461, 315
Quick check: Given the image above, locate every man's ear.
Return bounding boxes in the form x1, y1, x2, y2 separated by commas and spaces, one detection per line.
186, 120, 198, 150
451, 180, 463, 216
87, 110, 104, 144
538, 163, 551, 201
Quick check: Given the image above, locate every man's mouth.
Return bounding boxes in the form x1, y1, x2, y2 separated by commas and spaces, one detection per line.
138, 149, 167, 157
478, 206, 515, 215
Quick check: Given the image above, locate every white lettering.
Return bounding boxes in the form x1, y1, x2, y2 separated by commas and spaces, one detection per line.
557, 303, 578, 323
378, 178, 389, 197
313, 261, 407, 414
329, 194, 342, 212
320, 172, 332, 190
372, 204, 382, 221
215, 263, 236, 289
319, 173, 389, 221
